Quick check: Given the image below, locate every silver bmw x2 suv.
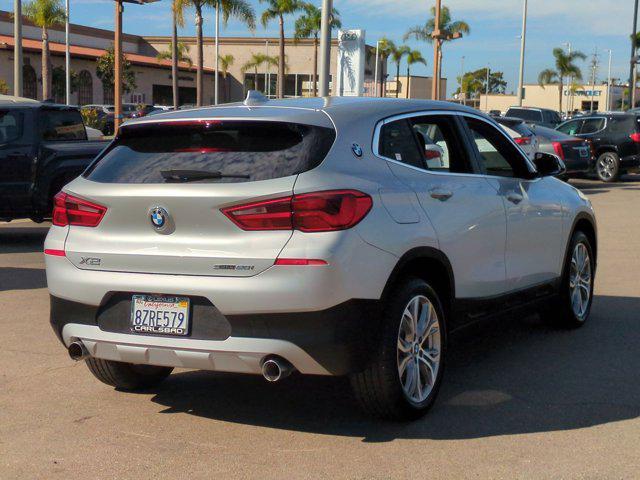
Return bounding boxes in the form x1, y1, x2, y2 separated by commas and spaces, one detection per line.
45, 95, 597, 420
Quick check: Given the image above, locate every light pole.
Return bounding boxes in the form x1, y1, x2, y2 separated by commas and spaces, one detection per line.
563, 42, 572, 114
459, 55, 465, 103
374, 40, 383, 97
318, 0, 332, 97
606, 49, 612, 111
590, 48, 598, 113
13, 0, 23, 97
214, 0, 220, 105
629, 0, 639, 109
516, 0, 527, 106
65, 0, 70, 104
485, 65, 490, 112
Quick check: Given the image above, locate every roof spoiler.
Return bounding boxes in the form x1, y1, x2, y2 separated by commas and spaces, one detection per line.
244, 90, 268, 107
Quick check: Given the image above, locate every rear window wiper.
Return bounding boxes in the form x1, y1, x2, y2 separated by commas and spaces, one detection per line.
160, 169, 250, 182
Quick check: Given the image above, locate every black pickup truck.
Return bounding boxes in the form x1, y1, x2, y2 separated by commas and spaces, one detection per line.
0, 99, 108, 222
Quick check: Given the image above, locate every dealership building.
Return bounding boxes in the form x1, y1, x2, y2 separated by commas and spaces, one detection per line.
478, 83, 628, 114
0, 10, 449, 106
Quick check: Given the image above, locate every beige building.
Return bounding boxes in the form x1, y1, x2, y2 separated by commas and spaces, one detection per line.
479, 83, 628, 115
143, 35, 385, 102
386, 75, 447, 100
0, 10, 216, 106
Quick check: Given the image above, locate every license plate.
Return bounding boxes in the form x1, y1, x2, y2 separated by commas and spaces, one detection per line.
130, 295, 190, 336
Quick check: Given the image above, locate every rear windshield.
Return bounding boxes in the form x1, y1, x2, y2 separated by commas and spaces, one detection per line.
506, 108, 542, 122
84, 120, 336, 184
509, 122, 533, 137
39, 109, 87, 141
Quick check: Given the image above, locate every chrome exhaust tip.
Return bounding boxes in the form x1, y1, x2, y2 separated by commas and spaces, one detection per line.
68, 341, 89, 361
261, 356, 294, 382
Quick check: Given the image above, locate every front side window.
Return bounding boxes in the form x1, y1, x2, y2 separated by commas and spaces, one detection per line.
557, 120, 583, 136
409, 116, 472, 173
581, 118, 606, 134
0, 110, 24, 144
39, 109, 87, 141
465, 117, 533, 178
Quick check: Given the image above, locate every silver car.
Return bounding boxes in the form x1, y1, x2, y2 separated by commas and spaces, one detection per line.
45, 95, 597, 420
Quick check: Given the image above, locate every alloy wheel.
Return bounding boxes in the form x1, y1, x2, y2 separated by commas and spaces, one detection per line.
597, 155, 615, 180
569, 242, 592, 320
397, 295, 441, 404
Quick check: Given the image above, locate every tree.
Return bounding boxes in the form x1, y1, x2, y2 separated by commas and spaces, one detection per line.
538, 47, 586, 112
157, 41, 193, 66
294, 3, 341, 97
260, 0, 305, 98
241, 52, 279, 92
390, 44, 410, 98
23, 0, 65, 100
405, 49, 426, 98
218, 53, 234, 102
96, 46, 137, 101
376, 37, 396, 97
175, 0, 255, 106
455, 68, 507, 98
404, 5, 469, 89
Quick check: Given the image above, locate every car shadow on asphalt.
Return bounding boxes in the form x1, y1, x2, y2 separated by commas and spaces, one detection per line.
570, 176, 640, 195
0, 225, 49, 255
149, 294, 640, 442
0, 267, 47, 291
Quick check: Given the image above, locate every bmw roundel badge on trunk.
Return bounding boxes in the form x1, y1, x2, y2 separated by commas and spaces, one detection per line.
149, 206, 169, 230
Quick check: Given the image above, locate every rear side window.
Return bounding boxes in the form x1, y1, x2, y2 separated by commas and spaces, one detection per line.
378, 119, 424, 168
543, 110, 561, 124
506, 108, 541, 122
608, 116, 637, 134
0, 110, 24, 143
84, 121, 336, 184
39, 109, 87, 141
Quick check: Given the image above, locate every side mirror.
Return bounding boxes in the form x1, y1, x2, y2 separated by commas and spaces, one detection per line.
534, 152, 566, 177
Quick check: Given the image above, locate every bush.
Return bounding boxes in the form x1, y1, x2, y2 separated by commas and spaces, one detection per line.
80, 107, 105, 131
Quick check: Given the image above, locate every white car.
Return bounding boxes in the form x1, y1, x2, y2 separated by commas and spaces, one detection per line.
495, 116, 540, 162
45, 96, 597, 420
85, 126, 103, 140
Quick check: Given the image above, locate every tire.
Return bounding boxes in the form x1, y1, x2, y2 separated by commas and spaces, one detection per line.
350, 277, 447, 421
596, 152, 620, 182
85, 358, 173, 391
547, 231, 595, 329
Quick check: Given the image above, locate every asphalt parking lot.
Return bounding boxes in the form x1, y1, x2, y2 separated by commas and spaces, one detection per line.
1, 177, 639, 479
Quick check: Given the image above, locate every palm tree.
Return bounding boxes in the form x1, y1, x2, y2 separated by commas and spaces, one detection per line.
376, 38, 396, 97
157, 41, 193, 66
538, 47, 586, 112
260, 0, 305, 99
404, 5, 469, 91
212, 0, 256, 105
405, 49, 427, 98
390, 45, 410, 98
23, 0, 65, 100
218, 53, 234, 102
293, 3, 341, 97
176, 0, 255, 106
241, 52, 279, 93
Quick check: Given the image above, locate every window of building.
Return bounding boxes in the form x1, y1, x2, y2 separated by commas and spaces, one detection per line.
77, 70, 93, 105
23, 65, 37, 100
103, 84, 114, 105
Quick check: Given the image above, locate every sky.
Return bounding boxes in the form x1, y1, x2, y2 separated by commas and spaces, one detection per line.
1, 0, 636, 97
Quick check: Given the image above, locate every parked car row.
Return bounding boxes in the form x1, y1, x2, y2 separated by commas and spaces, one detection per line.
81, 104, 175, 135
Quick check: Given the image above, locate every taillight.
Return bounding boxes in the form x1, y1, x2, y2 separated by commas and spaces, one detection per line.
515, 136, 531, 145
424, 150, 441, 160
552, 141, 565, 160
52, 192, 107, 227
630, 132, 640, 143
221, 190, 373, 233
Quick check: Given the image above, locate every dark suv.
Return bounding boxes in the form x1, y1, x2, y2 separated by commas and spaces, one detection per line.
505, 107, 562, 128
557, 113, 640, 182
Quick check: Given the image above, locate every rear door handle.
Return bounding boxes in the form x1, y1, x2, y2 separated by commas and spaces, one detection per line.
429, 189, 453, 201
507, 193, 523, 204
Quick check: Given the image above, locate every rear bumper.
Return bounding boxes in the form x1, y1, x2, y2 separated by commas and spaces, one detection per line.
51, 295, 379, 376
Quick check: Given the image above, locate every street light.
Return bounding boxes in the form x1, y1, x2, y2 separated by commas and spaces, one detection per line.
605, 49, 612, 111
629, 0, 638, 109
13, 0, 22, 97
374, 40, 383, 97
516, 0, 527, 106
430, 0, 462, 100
112, 0, 158, 133
318, 0, 332, 97
65, 0, 70, 104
